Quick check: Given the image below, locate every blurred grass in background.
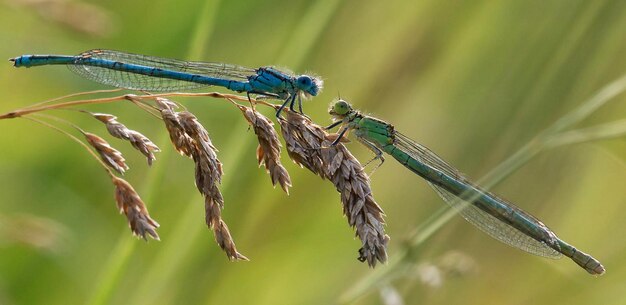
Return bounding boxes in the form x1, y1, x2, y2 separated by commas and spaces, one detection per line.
0, 0, 625, 304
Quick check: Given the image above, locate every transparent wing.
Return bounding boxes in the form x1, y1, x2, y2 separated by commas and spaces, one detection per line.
68, 49, 255, 92
393, 132, 561, 258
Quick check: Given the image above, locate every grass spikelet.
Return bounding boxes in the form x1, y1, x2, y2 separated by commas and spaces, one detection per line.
320, 137, 389, 267
279, 110, 389, 266
208, 202, 249, 261
278, 111, 325, 177
111, 176, 160, 240
192, 146, 224, 209
155, 99, 195, 158
127, 130, 160, 165
239, 105, 291, 193
84, 132, 129, 175
91, 112, 160, 165
169, 109, 246, 260
178, 111, 223, 190
93, 113, 130, 139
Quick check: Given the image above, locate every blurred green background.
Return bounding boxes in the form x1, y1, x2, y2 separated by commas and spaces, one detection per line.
1, 0, 626, 304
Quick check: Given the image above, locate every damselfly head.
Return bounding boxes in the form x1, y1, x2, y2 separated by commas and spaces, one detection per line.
329, 99, 353, 118
296, 75, 323, 97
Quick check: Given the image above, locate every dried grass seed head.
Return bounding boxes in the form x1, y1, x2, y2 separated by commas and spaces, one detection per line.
194, 151, 225, 208
154, 99, 245, 260
213, 218, 249, 261
321, 138, 389, 267
84, 132, 129, 175
112, 177, 160, 240
154, 97, 179, 110
178, 111, 223, 180
92, 113, 130, 139
203, 195, 247, 261
157, 106, 195, 158
172, 108, 246, 260
128, 130, 160, 165
178, 112, 219, 159
279, 110, 389, 267
240, 106, 291, 193
92, 112, 160, 164
278, 111, 326, 177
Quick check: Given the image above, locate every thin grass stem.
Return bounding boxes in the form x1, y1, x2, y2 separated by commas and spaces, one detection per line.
21, 115, 114, 178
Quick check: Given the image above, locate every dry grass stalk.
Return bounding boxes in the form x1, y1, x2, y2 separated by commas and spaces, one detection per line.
92, 113, 160, 165
239, 105, 291, 193
156, 100, 246, 260
279, 110, 389, 266
84, 132, 129, 174
111, 176, 160, 240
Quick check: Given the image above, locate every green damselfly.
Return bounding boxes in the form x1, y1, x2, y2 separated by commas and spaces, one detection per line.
327, 99, 604, 275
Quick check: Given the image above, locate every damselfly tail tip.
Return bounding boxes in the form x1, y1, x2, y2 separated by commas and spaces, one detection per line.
8, 57, 21, 67
577, 254, 605, 275
592, 263, 606, 276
